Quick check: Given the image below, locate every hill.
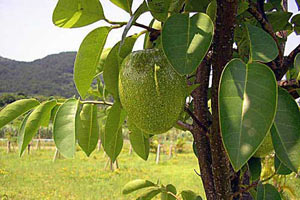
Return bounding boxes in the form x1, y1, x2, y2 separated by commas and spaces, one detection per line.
0, 52, 78, 97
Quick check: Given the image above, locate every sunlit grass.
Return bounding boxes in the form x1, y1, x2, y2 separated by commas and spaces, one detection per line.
0, 143, 204, 200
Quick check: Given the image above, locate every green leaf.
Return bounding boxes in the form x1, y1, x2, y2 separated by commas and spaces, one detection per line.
237, 1, 249, 16
110, 0, 133, 14
121, 1, 148, 47
271, 88, 300, 172
168, 0, 185, 12
74, 27, 111, 99
267, 12, 293, 32
53, 99, 79, 158
147, 0, 171, 22
181, 190, 202, 200
17, 112, 31, 154
246, 23, 279, 63
76, 104, 99, 157
256, 183, 281, 200
18, 100, 57, 156
161, 184, 177, 200
122, 179, 156, 194
162, 13, 214, 75
274, 154, 292, 175
0, 99, 40, 129
40, 101, 58, 127
128, 119, 150, 160
102, 101, 126, 162
103, 35, 137, 99
52, 0, 104, 28
294, 53, 300, 81
248, 157, 261, 182
137, 186, 161, 200
50, 104, 60, 123
185, 0, 210, 12
219, 59, 277, 171
96, 48, 112, 75
206, 0, 217, 23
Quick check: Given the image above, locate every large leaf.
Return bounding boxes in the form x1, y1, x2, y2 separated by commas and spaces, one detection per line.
162, 13, 214, 75
147, 0, 171, 22
274, 154, 292, 175
74, 27, 111, 99
0, 99, 39, 129
219, 59, 277, 171
103, 35, 137, 99
271, 88, 300, 172
122, 179, 156, 194
53, 99, 79, 158
246, 23, 278, 63
121, 1, 148, 47
18, 100, 57, 156
128, 119, 150, 160
110, 0, 133, 14
256, 183, 281, 200
102, 101, 126, 162
76, 104, 99, 157
52, 0, 104, 28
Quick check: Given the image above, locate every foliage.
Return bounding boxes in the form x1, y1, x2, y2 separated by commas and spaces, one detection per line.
1, 0, 300, 199
0, 53, 78, 97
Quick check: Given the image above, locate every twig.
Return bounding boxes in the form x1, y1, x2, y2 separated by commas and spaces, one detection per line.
231, 172, 277, 198
194, 169, 202, 177
184, 106, 209, 132
176, 120, 194, 131
104, 18, 158, 32
81, 100, 113, 106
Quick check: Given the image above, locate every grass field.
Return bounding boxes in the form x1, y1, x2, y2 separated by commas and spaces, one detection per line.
2, 142, 300, 200
0, 143, 205, 200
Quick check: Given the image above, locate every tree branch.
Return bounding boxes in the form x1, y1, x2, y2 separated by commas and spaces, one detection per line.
191, 56, 216, 199
184, 106, 209, 133
176, 120, 194, 131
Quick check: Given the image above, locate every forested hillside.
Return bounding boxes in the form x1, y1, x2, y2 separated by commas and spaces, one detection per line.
0, 52, 78, 97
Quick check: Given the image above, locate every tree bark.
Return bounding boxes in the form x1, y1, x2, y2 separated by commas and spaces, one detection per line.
192, 58, 216, 200
210, 0, 238, 199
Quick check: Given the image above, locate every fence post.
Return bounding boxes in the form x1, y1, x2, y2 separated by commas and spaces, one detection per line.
7, 141, 11, 153
156, 144, 161, 164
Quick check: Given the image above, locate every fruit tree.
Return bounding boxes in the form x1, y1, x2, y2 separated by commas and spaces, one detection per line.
1, 0, 300, 199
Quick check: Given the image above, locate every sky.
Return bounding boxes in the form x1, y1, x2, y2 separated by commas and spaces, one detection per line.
0, 0, 299, 62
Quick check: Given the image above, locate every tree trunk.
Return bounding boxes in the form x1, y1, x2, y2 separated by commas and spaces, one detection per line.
192, 0, 239, 199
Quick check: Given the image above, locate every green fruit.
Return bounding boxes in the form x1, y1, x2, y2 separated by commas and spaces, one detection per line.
254, 133, 274, 158
119, 49, 186, 134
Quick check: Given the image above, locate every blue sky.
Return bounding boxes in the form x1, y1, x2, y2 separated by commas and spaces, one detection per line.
0, 0, 299, 61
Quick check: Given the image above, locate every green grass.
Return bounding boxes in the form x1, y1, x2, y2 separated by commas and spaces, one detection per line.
0, 144, 204, 200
